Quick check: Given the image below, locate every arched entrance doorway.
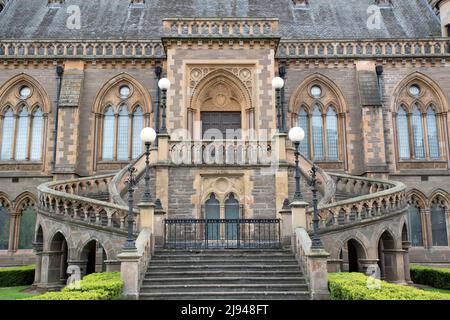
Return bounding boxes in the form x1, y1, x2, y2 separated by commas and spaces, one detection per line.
378, 230, 396, 281
339, 239, 366, 273
48, 232, 68, 284
80, 240, 107, 276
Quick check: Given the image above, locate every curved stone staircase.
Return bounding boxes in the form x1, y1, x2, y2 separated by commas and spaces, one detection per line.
36, 138, 407, 299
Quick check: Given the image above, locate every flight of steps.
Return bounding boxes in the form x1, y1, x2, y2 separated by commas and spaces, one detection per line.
139, 249, 310, 300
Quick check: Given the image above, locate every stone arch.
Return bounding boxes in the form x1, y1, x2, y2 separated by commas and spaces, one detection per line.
92, 73, 153, 115
0, 73, 51, 114
332, 233, 370, 260
377, 229, 398, 282
288, 73, 348, 115
407, 189, 427, 208
391, 72, 449, 113
78, 238, 109, 276
428, 189, 449, 208
13, 191, 37, 213
47, 231, 69, 285
0, 192, 12, 210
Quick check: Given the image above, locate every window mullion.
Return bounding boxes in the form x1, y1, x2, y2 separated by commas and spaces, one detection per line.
26, 114, 32, 160
308, 114, 314, 160
422, 112, 430, 160
113, 113, 119, 161
11, 114, 18, 160
0, 115, 4, 157
322, 113, 328, 161
407, 112, 415, 160
128, 113, 133, 161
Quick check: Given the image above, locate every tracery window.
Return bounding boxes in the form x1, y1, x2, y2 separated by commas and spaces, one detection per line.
394, 79, 446, 162
430, 199, 448, 247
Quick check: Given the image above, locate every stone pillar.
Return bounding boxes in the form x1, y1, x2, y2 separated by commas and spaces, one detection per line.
279, 205, 292, 246
157, 133, 170, 163
383, 249, 406, 284
138, 202, 155, 232
402, 241, 413, 284
105, 260, 121, 272
154, 208, 166, 246
118, 249, 142, 300
290, 201, 309, 231
32, 242, 43, 286
359, 259, 380, 276
423, 209, 432, 248
307, 249, 330, 300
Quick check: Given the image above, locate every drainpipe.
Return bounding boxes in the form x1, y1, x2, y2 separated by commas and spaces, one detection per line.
279, 64, 287, 133
52, 66, 64, 172
154, 65, 162, 146
376, 65, 390, 169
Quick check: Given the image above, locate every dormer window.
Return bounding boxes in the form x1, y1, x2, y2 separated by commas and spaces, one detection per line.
292, 0, 310, 9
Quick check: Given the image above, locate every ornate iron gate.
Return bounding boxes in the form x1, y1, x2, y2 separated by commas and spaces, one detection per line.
164, 219, 281, 249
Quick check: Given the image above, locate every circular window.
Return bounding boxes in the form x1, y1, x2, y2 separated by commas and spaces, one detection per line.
119, 85, 131, 99
19, 86, 31, 99
311, 85, 322, 98
409, 85, 421, 96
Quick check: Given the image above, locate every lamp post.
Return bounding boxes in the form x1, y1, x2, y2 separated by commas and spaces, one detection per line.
140, 127, 157, 203
309, 164, 324, 249
158, 78, 171, 134
272, 77, 284, 132
124, 166, 137, 250
289, 127, 305, 202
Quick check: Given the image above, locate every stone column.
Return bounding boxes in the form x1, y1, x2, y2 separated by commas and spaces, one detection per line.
290, 201, 309, 231
138, 202, 155, 232
402, 241, 413, 284
383, 249, 406, 284
32, 242, 43, 286
307, 249, 330, 300
118, 249, 142, 300
423, 209, 433, 249
279, 204, 292, 246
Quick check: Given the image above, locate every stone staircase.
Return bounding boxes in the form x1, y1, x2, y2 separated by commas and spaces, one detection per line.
139, 249, 310, 300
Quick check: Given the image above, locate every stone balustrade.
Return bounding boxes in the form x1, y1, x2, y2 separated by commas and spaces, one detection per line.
278, 38, 450, 58
306, 173, 407, 231
38, 174, 139, 233
169, 140, 273, 166
163, 18, 279, 37
0, 40, 165, 59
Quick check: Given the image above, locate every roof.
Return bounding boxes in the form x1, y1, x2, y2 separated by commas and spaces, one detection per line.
0, 0, 442, 40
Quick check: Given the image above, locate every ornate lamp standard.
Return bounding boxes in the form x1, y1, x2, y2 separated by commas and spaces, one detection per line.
308, 164, 324, 249
158, 78, 171, 134
140, 127, 157, 203
288, 127, 305, 201
124, 166, 137, 250
272, 77, 285, 132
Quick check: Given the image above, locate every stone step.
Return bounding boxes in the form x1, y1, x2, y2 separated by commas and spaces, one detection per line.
142, 276, 306, 286
149, 259, 299, 266
147, 264, 301, 272
139, 291, 310, 300
145, 270, 303, 278
152, 252, 295, 259
154, 249, 293, 255
140, 283, 308, 293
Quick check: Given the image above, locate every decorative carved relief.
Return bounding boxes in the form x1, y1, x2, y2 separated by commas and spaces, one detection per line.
201, 175, 245, 204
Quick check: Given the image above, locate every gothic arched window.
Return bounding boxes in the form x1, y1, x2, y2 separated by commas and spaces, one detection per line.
408, 203, 423, 247
0, 206, 10, 250
292, 78, 345, 163
0, 108, 14, 160
102, 107, 115, 160
431, 202, 448, 247
394, 79, 446, 162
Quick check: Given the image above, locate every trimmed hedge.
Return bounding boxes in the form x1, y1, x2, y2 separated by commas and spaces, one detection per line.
26, 272, 123, 300
410, 265, 450, 290
0, 265, 35, 287
328, 273, 450, 300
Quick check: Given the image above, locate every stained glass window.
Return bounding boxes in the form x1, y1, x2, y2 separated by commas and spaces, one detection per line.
18, 207, 36, 249
431, 203, 448, 246
408, 205, 423, 246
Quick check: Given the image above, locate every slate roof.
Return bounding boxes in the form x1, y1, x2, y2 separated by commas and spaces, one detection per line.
0, 0, 442, 40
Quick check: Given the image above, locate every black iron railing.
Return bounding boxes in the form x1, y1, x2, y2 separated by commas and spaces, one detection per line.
164, 219, 281, 249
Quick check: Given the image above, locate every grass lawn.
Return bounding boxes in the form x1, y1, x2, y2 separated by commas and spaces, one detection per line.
421, 287, 450, 295
0, 286, 37, 300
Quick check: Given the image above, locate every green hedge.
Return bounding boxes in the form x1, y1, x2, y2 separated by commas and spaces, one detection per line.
0, 265, 35, 287
328, 273, 450, 300
410, 265, 450, 290
26, 272, 123, 300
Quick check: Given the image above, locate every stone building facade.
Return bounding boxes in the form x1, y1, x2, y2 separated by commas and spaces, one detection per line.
0, 0, 449, 286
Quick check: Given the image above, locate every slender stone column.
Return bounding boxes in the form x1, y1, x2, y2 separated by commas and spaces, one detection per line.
402, 241, 413, 284
32, 242, 43, 286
